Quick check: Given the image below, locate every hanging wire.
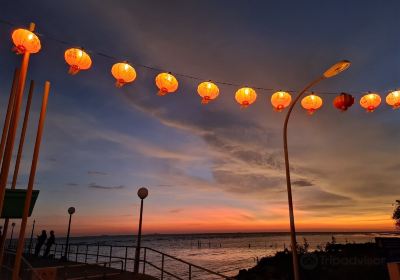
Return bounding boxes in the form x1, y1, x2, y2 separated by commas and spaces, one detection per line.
0, 19, 392, 96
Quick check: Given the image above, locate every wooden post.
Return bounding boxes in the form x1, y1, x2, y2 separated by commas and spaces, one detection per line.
85, 244, 88, 263
12, 81, 50, 280
124, 246, 128, 271
161, 254, 164, 280
96, 243, 99, 263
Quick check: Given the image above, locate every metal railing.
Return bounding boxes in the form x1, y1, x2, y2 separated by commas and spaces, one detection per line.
2, 250, 46, 280
26, 242, 235, 280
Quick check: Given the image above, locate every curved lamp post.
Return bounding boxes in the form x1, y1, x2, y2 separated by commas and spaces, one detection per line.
134, 187, 148, 274
283, 60, 350, 280
8, 222, 16, 249
62, 207, 75, 261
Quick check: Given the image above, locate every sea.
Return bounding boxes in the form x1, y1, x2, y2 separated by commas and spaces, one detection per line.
52, 232, 396, 279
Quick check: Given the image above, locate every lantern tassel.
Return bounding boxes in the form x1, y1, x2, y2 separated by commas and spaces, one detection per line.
157, 88, 168, 96
201, 96, 210, 104
115, 79, 125, 88
68, 65, 80, 75
12, 45, 25, 55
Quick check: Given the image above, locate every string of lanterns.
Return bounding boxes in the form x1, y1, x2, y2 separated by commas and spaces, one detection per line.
9, 27, 400, 113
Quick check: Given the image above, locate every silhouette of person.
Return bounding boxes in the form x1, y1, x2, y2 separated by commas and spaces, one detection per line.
34, 230, 47, 257
43, 230, 55, 257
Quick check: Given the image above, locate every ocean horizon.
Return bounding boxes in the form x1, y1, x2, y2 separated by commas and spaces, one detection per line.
47, 231, 398, 278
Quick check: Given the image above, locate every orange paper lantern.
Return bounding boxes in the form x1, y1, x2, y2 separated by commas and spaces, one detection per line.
197, 81, 219, 104
386, 90, 400, 109
235, 87, 257, 108
11, 28, 41, 54
360, 93, 381, 112
271, 91, 291, 112
111, 62, 137, 88
155, 73, 178, 96
301, 94, 323, 114
64, 48, 92, 75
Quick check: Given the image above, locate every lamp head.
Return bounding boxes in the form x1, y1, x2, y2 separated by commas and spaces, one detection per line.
323, 60, 351, 78
137, 187, 149, 200
68, 207, 76, 215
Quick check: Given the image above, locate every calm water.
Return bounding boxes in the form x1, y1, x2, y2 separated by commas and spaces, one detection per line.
56, 232, 396, 279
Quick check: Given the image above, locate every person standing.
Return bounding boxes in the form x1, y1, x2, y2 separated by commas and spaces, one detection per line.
43, 231, 55, 257
34, 230, 47, 257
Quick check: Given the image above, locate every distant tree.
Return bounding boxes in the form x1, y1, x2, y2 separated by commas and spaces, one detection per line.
392, 200, 400, 229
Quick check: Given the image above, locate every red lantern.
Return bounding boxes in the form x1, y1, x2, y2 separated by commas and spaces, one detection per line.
333, 93, 354, 111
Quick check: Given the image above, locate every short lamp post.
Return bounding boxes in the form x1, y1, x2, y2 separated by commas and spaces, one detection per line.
283, 60, 350, 280
8, 222, 16, 249
133, 187, 148, 274
28, 219, 36, 255
62, 207, 75, 261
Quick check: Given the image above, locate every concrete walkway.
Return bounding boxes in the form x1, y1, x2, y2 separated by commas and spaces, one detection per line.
2, 255, 158, 280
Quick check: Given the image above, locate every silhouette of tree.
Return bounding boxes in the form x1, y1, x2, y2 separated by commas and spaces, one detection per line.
392, 200, 400, 229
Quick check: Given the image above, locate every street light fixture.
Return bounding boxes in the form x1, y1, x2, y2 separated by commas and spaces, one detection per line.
62, 207, 75, 261
283, 60, 350, 280
134, 187, 148, 274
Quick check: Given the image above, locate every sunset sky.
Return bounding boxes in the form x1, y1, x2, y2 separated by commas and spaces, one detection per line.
0, 1, 399, 236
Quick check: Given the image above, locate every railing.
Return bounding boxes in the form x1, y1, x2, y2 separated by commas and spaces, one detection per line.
26, 242, 235, 280
2, 250, 46, 280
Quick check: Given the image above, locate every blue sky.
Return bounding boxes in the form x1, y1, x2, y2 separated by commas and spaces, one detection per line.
0, 0, 399, 235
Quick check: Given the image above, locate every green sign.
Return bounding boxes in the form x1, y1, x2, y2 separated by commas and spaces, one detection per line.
1, 189, 39, 218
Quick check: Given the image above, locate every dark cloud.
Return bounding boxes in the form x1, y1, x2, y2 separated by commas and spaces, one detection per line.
88, 183, 125, 190
293, 180, 313, 187
88, 171, 108, 176
213, 170, 283, 194
67, 183, 79, 187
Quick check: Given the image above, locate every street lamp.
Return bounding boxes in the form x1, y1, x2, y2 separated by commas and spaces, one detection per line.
283, 60, 350, 280
62, 207, 75, 261
8, 222, 16, 249
134, 187, 148, 274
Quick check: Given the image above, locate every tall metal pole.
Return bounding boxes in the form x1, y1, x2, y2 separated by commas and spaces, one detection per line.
12, 81, 51, 280
0, 80, 35, 260
11, 80, 35, 189
134, 187, 148, 274
0, 23, 35, 217
0, 69, 20, 266
28, 219, 35, 255
64, 214, 72, 260
0, 69, 19, 166
62, 207, 75, 261
134, 199, 144, 273
283, 77, 325, 280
